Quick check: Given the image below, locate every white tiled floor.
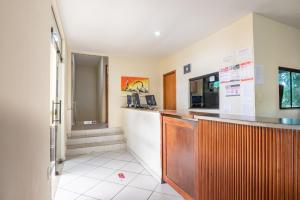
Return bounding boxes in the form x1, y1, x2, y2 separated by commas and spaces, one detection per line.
55, 150, 183, 200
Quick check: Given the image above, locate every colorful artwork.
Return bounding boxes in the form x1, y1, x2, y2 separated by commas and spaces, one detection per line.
121, 76, 149, 94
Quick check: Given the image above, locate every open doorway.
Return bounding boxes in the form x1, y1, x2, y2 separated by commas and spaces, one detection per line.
71, 53, 109, 130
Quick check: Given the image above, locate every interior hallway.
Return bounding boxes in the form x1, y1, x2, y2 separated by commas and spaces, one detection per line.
55, 150, 183, 200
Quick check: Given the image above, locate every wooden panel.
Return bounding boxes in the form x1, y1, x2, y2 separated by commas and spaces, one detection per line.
162, 116, 198, 200
163, 71, 176, 110
198, 120, 300, 200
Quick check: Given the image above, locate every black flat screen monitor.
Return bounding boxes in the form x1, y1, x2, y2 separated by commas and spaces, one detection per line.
145, 95, 157, 106
132, 93, 141, 107
127, 95, 132, 106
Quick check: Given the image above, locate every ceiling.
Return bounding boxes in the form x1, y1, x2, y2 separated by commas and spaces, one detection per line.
58, 0, 300, 58
74, 53, 101, 68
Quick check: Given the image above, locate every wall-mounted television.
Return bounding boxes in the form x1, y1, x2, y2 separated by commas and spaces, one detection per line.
189, 72, 219, 109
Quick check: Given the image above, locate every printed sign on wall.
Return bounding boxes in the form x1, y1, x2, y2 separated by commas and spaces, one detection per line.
219, 47, 255, 116
225, 84, 240, 97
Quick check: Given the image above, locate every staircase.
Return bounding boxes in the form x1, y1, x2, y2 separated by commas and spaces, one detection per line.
66, 127, 126, 156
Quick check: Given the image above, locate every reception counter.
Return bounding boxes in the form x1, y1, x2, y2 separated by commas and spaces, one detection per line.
122, 108, 162, 181
122, 107, 300, 199
161, 110, 300, 128
160, 110, 300, 200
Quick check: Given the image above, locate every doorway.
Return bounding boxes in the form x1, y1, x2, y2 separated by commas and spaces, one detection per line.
50, 11, 65, 198
71, 53, 109, 130
163, 70, 177, 110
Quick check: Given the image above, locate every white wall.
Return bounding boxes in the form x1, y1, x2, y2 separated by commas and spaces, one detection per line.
109, 56, 161, 127
0, 0, 51, 200
65, 13, 300, 133
97, 57, 108, 123
67, 53, 161, 129
159, 13, 300, 118
253, 14, 300, 118
122, 109, 161, 180
159, 14, 254, 113
76, 63, 98, 122
67, 14, 255, 129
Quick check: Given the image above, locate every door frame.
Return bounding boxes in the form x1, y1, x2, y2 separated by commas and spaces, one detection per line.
163, 70, 176, 109
105, 63, 109, 124
70, 51, 109, 127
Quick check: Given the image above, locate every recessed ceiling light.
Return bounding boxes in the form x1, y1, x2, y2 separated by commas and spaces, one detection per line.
154, 31, 161, 37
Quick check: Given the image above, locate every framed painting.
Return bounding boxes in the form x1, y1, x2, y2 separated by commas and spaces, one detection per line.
121, 76, 149, 95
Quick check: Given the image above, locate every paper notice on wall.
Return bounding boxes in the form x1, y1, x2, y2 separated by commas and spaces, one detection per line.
220, 53, 236, 84
220, 64, 241, 84
255, 64, 264, 85
223, 54, 236, 66
230, 64, 240, 82
239, 59, 255, 116
240, 80, 255, 116
225, 84, 240, 96
220, 48, 255, 116
220, 66, 230, 83
237, 48, 252, 63
240, 61, 254, 81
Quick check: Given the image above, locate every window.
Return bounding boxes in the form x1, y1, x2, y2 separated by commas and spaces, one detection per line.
278, 67, 300, 109
189, 72, 219, 109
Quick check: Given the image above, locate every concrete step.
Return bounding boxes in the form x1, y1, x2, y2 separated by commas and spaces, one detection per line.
69, 127, 122, 137
66, 140, 126, 156
67, 132, 124, 145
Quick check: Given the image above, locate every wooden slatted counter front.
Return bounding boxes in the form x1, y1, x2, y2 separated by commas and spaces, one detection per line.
161, 111, 300, 200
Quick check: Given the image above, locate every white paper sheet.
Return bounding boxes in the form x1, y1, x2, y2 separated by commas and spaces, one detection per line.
255, 64, 264, 85
220, 48, 255, 116
225, 84, 240, 96
240, 80, 255, 116
237, 48, 252, 62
